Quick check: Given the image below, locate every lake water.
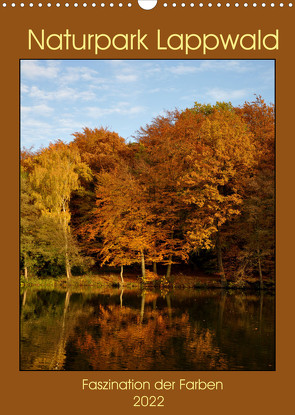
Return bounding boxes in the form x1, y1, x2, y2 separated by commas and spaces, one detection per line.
20, 287, 275, 371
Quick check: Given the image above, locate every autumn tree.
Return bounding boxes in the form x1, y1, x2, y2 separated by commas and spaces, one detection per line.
136, 103, 255, 283
71, 127, 128, 173
136, 112, 203, 278
222, 97, 275, 287
28, 141, 91, 279
191, 103, 255, 283
84, 162, 162, 281
21, 165, 80, 278
69, 127, 129, 256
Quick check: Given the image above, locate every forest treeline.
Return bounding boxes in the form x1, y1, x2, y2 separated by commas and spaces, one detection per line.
21, 96, 275, 288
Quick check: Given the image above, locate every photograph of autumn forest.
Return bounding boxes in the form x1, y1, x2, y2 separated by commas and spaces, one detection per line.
20, 60, 275, 371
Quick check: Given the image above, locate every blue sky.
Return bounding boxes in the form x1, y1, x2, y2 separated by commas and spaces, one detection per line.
21, 59, 274, 149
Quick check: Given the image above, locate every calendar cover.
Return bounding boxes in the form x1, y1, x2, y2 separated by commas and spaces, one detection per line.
1, 1, 293, 413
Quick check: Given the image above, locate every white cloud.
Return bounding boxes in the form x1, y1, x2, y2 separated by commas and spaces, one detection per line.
148, 88, 161, 94
21, 116, 84, 148
55, 118, 85, 131
21, 104, 54, 116
21, 60, 60, 79
86, 103, 145, 118
108, 61, 140, 83
116, 73, 138, 83
199, 60, 252, 73
21, 84, 29, 94
22, 118, 52, 129
168, 60, 252, 76
206, 87, 248, 102
141, 65, 162, 76
59, 66, 104, 84
28, 85, 97, 101
21, 117, 54, 147
169, 65, 199, 75
128, 106, 145, 115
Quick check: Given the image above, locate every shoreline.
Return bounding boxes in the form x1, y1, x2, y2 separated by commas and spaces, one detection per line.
20, 273, 275, 291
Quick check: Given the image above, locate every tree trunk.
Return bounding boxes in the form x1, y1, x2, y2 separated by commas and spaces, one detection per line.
257, 246, 263, 290
62, 203, 71, 280
22, 289, 27, 308
65, 251, 72, 280
23, 253, 28, 280
166, 255, 172, 280
140, 249, 146, 279
153, 262, 157, 275
120, 265, 124, 284
216, 230, 226, 287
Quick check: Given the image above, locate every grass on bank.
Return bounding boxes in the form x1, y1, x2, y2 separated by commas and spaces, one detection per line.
20, 272, 275, 291
20, 274, 140, 289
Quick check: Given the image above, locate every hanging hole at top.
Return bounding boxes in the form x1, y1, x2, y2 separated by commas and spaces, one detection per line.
138, 0, 158, 10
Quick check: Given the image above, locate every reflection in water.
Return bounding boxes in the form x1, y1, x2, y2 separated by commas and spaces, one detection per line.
120, 288, 124, 308
49, 290, 71, 370
20, 288, 275, 371
140, 292, 145, 324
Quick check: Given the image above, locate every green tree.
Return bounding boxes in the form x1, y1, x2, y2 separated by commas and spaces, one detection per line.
20, 168, 41, 278
29, 141, 91, 279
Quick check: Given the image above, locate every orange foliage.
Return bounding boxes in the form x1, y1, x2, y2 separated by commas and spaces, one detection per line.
71, 127, 129, 173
